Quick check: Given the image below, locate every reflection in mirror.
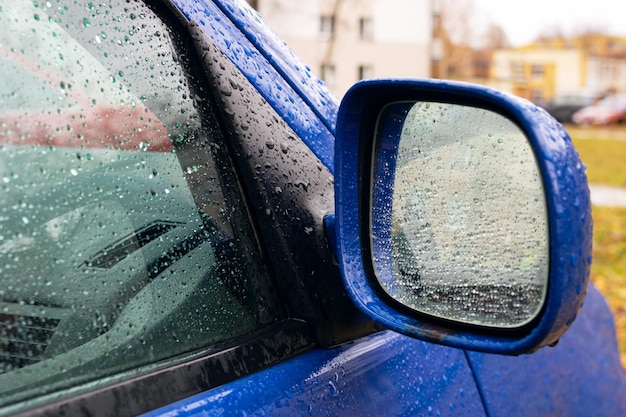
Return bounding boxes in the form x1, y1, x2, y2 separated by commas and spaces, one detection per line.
371, 102, 549, 328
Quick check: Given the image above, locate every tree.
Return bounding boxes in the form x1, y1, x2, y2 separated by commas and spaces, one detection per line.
483, 22, 510, 50
433, 0, 509, 81
434, 0, 478, 80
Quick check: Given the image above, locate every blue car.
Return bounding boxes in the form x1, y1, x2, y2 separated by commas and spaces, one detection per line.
0, 0, 624, 416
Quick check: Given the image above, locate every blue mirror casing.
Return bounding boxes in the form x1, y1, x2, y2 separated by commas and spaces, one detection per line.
332, 78, 592, 355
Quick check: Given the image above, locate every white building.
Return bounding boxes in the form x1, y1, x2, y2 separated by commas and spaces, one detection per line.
249, 0, 434, 98
586, 56, 626, 93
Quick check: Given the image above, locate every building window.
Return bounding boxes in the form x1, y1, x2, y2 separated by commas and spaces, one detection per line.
321, 64, 336, 87
359, 18, 374, 40
511, 62, 524, 80
531, 89, 544, 103
432, 0, 443, 14
432, 13, 441, 28
320, 15, 335, 39
358, 65, 374, 80
531, 64, 544, 79
431, 38, 443, 61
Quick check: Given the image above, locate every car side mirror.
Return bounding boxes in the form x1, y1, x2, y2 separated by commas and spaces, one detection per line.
329, 79, 592, 355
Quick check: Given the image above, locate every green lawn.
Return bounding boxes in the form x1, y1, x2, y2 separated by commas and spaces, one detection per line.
570, 129, 626, 367
590, 206, 626, 368
572, 137, 626, 187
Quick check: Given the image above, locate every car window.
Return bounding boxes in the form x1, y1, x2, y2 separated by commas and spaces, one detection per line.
0, 0, 282, 410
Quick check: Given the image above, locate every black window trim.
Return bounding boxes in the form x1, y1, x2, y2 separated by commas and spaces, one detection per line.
12, 320, 314, 417
0, 0, 313, 414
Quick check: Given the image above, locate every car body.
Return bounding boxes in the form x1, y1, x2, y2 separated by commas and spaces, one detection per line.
541, 91, 602, 124
573, 93, 626, 125
0, 0, 624, 416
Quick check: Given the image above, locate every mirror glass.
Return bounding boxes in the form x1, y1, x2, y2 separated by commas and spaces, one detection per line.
371, 102, 549, 328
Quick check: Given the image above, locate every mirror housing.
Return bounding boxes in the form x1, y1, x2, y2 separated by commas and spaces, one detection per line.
331, 79, 592, 355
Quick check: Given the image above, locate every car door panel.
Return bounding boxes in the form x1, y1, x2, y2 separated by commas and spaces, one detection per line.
175, 2, 626, 416
466, 285, 626, 416
163, 18, 486, 415
144, 331, 486, 417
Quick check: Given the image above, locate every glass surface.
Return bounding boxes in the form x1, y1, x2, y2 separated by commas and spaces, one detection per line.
0, 0, 281, 409
372, 102, 549, 328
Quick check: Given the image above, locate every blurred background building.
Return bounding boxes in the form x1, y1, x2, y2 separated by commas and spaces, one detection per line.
491, 34, 626, 103
246, 0, 626, 104
246, 0, 436, 97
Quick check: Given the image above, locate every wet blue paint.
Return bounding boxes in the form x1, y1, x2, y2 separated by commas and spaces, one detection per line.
467, 285, 626, 416
149, 2, 626, 416
173, 0, 336, 170
143, 331, 485, 417
334, 79, 592, 354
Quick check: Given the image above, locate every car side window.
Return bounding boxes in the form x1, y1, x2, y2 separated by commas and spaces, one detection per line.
0, 0, 282, 410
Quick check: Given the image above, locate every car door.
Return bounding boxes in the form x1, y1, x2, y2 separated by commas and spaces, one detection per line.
185, 1, 626, 416
140, 6, 487, 414
0, 0, 487, 415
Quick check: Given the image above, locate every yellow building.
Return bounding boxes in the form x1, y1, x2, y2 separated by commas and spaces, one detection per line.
490, 34, 626, 103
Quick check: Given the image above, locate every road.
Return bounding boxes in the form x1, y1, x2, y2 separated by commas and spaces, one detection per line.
589, 184, 626, 207
563, 125, 626, 207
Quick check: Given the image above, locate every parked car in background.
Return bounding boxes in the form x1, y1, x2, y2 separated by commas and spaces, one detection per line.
541, 90, 603, 124
0, 0, 624, 416
573, 93, 626, 125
